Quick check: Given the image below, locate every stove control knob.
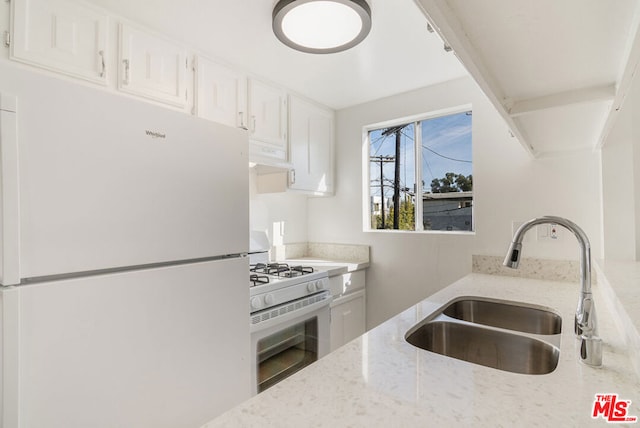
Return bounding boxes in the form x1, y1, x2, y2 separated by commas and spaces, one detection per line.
316, 280, 325, 290
264, 294, 275, 306
250, 297, 263, 310
307, 282, 316, 292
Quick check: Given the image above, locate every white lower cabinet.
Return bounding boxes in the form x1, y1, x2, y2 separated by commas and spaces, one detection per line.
118, 23, 188, 107
11, 0, 109, 84
330, 289, 366, 352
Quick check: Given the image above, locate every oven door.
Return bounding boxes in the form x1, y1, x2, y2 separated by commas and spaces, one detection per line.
250, 293, 331, 394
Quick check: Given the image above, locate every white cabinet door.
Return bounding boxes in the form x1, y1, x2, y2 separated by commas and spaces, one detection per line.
119, 23, 187, 107
289, 95, 334, 194
11, 0, 108, 84
248, 78, 287, 158
330, 289, 366, 352
195, 56, 248, 129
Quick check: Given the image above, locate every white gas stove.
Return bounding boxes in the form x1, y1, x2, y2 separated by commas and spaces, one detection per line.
249, 260, 330, 319
247, 245, 332, 394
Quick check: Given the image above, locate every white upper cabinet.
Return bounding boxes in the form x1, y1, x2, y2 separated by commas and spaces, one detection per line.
11, 0, 108, 84
195, 56, 248, 129
248, 79, 288, 160
288, 95, 334, 194
118, 23, 188, 107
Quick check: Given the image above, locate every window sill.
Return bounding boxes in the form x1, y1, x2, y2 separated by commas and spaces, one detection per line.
364, 229, 475, 236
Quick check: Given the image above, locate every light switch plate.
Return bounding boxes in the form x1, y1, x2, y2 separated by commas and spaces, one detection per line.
537, 223, 560, 241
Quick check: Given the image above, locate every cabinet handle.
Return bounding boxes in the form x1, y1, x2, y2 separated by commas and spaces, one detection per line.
290, 169, 296, 185
251, 115, 256, 133
239, 112, 248, 130
98, 50, 106, 78
122, 59, 130, 85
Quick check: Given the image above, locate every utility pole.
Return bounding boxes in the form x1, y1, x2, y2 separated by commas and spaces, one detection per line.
393, 129, 401, 229
381, 125, 408, 229
369, 155, 394, 228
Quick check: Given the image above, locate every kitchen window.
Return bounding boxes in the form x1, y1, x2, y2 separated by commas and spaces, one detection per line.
364, 106, 473, 232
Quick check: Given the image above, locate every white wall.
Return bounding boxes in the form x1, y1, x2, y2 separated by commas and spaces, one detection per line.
249, 169, 308, 254
633, 77, 640, 259
307, 76, 603, 328
601, 67, 640, 260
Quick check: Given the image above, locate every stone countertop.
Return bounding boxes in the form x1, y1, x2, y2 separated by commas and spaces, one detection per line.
594, 259, 640, 377
203, 273, 639, 427
284, 257, 369, 277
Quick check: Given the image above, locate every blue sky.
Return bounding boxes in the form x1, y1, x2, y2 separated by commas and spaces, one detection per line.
369, 111, 472, 198
421, 111, 473, 184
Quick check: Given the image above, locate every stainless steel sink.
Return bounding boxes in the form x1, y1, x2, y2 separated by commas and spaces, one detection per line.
405, 320, 560, 375
405, 297, 562, 374
442, 298, 562, 335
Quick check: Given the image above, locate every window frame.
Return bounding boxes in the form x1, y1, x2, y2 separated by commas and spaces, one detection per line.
361, 104, 474, 234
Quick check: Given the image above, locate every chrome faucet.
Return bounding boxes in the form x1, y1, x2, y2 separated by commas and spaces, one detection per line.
503, 216, 602, 367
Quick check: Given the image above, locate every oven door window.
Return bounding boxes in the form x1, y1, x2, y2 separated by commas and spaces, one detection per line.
257, 317, 318, 392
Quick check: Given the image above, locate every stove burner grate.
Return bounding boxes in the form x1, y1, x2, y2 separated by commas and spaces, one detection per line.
250, 274, 269, 287
250, 263, 315, 278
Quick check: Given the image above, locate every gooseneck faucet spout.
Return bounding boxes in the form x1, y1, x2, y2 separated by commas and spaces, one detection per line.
503, 216, 602, 367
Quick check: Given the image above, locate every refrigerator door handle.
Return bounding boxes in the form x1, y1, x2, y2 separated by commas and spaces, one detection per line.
0, 94, 21, 286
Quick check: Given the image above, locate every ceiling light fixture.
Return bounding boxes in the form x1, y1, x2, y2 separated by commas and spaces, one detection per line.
272, 0, 372, 54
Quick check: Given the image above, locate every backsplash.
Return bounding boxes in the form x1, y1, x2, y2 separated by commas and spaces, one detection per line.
275, 243, 370, 263
472, 255, 598, 284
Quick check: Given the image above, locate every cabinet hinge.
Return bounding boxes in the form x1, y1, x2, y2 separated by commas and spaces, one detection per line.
3, 31, 10, 48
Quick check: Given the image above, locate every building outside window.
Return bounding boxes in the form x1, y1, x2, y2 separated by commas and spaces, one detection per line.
365, 107, 473, 232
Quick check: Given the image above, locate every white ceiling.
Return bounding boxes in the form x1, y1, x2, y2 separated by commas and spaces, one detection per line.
82, 0, 468, 110
416, 0, 640, 157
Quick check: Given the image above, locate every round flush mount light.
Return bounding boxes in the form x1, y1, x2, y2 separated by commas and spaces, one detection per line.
272, 0, 372, 54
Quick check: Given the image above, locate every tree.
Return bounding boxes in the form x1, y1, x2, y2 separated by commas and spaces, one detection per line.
373, 195, 415, 230
431, 173, 472, 193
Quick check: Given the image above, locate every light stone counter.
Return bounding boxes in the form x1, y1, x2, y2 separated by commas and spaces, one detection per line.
204, 274, 640, 427
594, 259, 640, 378
275, 242, 370, 276
284, 257, 369, 277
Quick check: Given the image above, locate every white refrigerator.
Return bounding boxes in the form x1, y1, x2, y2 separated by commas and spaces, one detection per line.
0, 62, 251, 428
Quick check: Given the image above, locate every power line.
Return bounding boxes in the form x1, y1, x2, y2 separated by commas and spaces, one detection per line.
421, 145, 472, 163
370, 133, 390, 156
369, 155, 395, 228
400, 129, 471, 164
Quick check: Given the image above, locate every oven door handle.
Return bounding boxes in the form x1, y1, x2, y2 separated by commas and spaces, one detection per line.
250, 294, 332, 333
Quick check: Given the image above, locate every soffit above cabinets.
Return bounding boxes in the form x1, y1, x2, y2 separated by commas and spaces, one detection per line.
415, 0, 640, 158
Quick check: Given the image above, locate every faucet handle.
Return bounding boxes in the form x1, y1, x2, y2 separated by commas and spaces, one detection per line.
580, 335, 603, 367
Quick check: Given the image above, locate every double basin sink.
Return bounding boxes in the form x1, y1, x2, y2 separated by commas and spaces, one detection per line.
405, 297, 562, 375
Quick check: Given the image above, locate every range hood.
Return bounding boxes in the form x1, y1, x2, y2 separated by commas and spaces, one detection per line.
249, 140, 293, 172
